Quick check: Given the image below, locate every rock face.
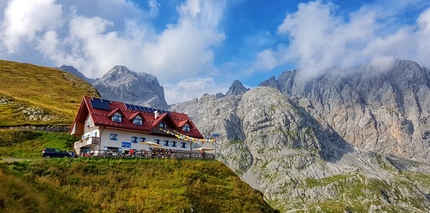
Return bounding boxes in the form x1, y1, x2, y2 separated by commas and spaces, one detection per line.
172, 87, 430, 212
58, 65, 95, 83
92, 66, 169, 109
260, 59, 430, 163
60, 65, 169, 109
226, 80, 249, 96
171, 59, 430, 212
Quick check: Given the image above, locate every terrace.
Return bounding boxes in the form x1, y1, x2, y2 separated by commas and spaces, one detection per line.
80, 149, 215, 160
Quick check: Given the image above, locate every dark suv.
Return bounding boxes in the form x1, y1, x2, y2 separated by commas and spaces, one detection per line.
42, 148, 72, 158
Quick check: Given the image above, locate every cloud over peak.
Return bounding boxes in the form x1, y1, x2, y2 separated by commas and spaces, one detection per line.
250, 0, 430, 80
1, 0, 430, 104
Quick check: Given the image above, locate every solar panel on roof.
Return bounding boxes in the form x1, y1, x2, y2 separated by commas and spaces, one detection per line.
91, 99, 110, 111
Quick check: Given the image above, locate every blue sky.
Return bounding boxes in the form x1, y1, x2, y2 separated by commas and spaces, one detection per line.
1, 0, 430, 104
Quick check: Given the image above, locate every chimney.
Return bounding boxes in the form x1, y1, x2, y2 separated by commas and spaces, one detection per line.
154, 110, 159, 119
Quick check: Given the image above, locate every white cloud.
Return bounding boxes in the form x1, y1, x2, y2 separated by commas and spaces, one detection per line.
1, 0, 226, 83
250, 49, 279, 71
0, 0, 62, 53
164, 77, 229, 104
148, 0, 160, 17
250, 0, 430, 80
368, 55, 396, 72
4, 0, 430, 104
0, 0, 228, 103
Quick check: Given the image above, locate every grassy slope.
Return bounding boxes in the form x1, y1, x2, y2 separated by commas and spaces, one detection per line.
0, 159, 276, 213
0, 130, 78, 158
0, 59, 99, 126
0, 59, 276, 212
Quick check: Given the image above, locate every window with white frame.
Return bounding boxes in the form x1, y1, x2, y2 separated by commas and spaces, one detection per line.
82, 134, 90, 139
171, 141, 177, 147
110, 133, 118, 140
131, 136, 138, 143
133, 116, 143, 125
112, 113, 122, 122
139, 137, 146, 142
163, 140, 169, 146
155, 139, 160, 144
182, 124, 191, 132
180, 142, 187, 148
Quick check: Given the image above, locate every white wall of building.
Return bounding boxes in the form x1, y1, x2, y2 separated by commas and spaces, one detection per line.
90, 128, 194, 152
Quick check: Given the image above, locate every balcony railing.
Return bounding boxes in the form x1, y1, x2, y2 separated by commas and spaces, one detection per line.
74, 137, 100, 149
79, 149, 215, 160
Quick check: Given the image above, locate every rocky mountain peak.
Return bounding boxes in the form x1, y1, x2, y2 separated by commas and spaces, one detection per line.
226, 80, 249, 96
258, 76, 278, 88
171, 84, 430, 211
58, 65, 95, 83
92, 66, 169, 109
99, 66, 138, 84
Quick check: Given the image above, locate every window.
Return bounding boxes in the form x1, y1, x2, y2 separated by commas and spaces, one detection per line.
163, 140, 169, 146
110, 134, 118, 140
133, 117, 142, 125
180, 142, 187, 148
131, 136, 138, 143
171, 141, 177, 147
139, 137, 146, 142
159, 123, 166, 128
182, 124, 191, 132
155, 139, 160, 144
93, 131, 98, 137
112, 114, 122, 122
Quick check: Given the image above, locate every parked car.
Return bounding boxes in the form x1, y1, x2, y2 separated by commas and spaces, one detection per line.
42, 148, 72, 158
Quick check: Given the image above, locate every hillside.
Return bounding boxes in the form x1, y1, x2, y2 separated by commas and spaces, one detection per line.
0, 60, 99, 127
0, 159, 276, 213
0, 130, 78, 158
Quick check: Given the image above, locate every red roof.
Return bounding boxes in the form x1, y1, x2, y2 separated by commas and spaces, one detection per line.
71, 96, 204, 139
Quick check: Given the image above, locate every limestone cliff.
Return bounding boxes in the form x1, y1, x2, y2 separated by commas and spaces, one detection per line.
172, 60, 430, 211
92, 66, 169, 110
261, 59, 430, 163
